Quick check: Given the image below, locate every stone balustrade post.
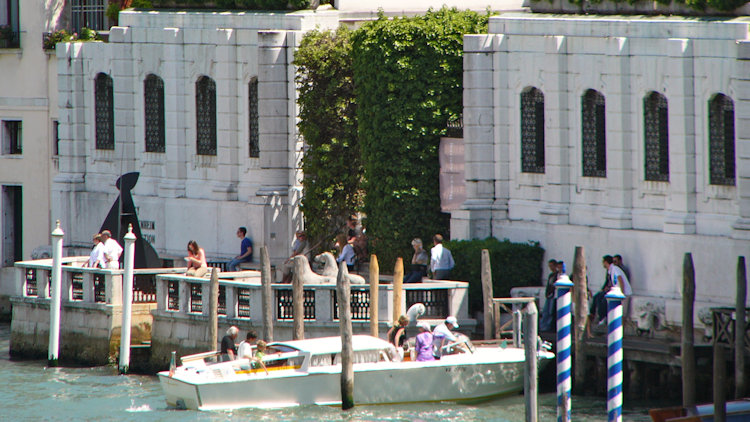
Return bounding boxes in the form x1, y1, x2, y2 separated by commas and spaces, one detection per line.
105, 272, 122, 305
315, 286, 332, 323
225, 285, 237, 319
40, 269, 51, 299
179, 280, 190, 313
155, 276, 168, 312
63, 270, 73, 302
82, 272, 94, 303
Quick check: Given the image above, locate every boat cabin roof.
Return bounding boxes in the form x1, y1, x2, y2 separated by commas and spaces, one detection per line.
270, 335, 391, 356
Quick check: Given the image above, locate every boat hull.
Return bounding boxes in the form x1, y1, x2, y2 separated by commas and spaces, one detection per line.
160, 349, 545, 410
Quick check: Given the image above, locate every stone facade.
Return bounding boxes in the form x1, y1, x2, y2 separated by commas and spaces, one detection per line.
53, 10, 341, 269
455, 14, 750, 328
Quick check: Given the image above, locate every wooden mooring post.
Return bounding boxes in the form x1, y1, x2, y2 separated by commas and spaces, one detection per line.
208, 267, 219, 351
292, 257, 305, 340
572, 246, 587, 394
682, 253, 696, 408
481, 249, 494, 340
337, 262, 354, 410
393, 258, 404, 323
735, 256, 746, 399
714, 342, 727, 422
369, 254, 379, 338
261, 246, 274, 342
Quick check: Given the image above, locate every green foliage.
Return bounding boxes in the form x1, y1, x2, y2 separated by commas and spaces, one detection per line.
78, 27, 98, 41
351, 8, 489, 269
106, 2, 121, 22
294, 26, 362, 254
289, 0, 311, 8
130, 0, 154, 7
444, 238, 545, 315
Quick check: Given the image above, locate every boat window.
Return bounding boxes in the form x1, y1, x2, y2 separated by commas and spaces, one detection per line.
331, 350, 382, 365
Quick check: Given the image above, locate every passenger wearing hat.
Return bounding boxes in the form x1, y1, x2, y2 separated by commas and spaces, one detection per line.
415, 322, 435, 362
432, 316, 459, 358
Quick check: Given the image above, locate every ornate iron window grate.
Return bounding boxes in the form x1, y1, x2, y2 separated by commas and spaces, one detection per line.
248, 78, 259, 158
332, 288, 371, 320
134, 274, 156, 303
237, 288, 251, 318
218, 285, 226, 316
190, 283, 203, 313
582, 90, 606, 177
25, 268, 37, 297
196, 76, 217, 156
71, 272, 84, 301
276, 289, 315, 320
94, 273, 105, 303
644, 92, 669, 182
406, 289, 449, 318
520, 87, 545, 173
71, 0, 106, 32
94, 73, 115, 150
167, 281, 179, 311
709, 94, 735, 186
144, 74, 165, 153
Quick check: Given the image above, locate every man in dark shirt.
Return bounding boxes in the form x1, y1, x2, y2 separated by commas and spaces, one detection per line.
228, 227, 253, 272
220, 326, 239, 361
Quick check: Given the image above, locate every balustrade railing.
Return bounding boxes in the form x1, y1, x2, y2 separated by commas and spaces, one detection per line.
154, 274, 469, 325
15, 258, 184, 306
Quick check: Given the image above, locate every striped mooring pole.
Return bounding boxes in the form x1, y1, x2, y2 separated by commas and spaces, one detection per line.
606, 286, 626, 422
555, 274, 574, 422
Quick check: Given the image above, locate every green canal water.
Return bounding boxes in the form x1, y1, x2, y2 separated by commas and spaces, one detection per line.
0, 324, 664, 421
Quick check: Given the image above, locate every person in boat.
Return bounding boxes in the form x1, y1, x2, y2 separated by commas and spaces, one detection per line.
237, 331, 258, 359
432, 316, 463, 358
220, 326, 239, 362
414, 321, 436, 362
185, 240, 208, 277
387, 315, 409, 349
251, 340, 269, 375
83, 233, 106, 268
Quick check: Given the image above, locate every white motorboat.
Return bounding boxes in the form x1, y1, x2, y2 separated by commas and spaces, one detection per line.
158, 335, 554, 410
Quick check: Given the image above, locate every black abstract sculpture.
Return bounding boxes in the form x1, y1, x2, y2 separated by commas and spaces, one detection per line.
99, 172, 161, 268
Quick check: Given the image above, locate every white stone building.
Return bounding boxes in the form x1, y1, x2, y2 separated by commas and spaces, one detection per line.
52, 1, 515, 270
0, 0, 70, 312
454, 14, 750, 327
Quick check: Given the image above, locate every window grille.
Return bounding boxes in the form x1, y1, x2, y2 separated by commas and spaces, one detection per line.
520, 87, 545, 173
332, 288, 371, 320
71, 272, 84, 301
94, 273, 105, 303
276, 289, 315, 320
25, 268, 37, 297
709, 94, 735, 186
237, 288, 251, 318
218, 285, 226, 316
406, 289, 449, 318
248, 78, 259, 158
190, 282, 202, 313
167, 281, 179, 311
644, 92, 669, 182
582, 90, 606, 177
94, 73, 114, 150
2, 120, 22, 155
71, 0, 106, 32
144, 74, 165, 153
195, 76, 217, 156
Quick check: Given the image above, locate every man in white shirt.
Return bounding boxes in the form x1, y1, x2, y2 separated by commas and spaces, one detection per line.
430, 234, 455, 280
432, 316, 459, 358
237, 331, 258, 359
100, 230, 123, 269
606, 256, 632, 296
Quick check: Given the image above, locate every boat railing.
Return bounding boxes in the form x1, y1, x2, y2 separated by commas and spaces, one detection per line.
180, 350, 220, 365
152, 274, 470, 323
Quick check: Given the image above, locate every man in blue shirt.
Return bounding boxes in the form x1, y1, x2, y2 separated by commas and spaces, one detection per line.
228, 227, 253, 272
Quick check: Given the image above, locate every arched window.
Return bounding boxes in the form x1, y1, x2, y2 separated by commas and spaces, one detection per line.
644, 92, 669, 182
94, 73, 114, 150
196, 75, 216, 156
520, 87, 544, 173
144, 74, 165, 153
581, 89, 606, 177
248, 77, 259, 158
708, 94, 735, 186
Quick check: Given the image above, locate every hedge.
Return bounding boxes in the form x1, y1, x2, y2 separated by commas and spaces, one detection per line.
444, 238, 545, 315
351, 9, 489, 269
294, 27, 362, 252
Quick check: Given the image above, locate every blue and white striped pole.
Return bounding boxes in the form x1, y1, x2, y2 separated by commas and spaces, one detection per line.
606, 286, 625, 422
555, 274, 573, 422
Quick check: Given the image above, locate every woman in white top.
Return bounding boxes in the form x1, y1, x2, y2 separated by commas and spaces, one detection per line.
84, 233, 106, 268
